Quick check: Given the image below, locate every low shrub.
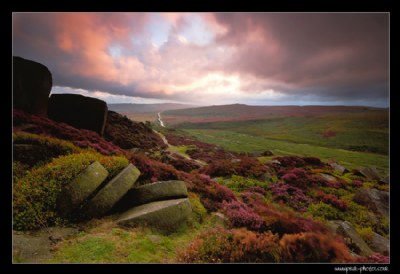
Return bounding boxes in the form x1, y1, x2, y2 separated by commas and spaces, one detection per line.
178, 228, 280, 263
13, 152, 129, 230
279, 232, 352, 262
302, 157, 324, 167
241, 194, 328, 236
221, 200, 267, 232
356, 227, 374, 244
268, 182, 312, 212
188, 192, 207, 223
13, 132, 82, 166
200, 158, 269, 179
319, 194, 349, 211
128, 152, 180, 184
104, 111, 166, 150
178, 171, 237, 212
274, 156, 306, 168
13, 110, 123, 156
307, 202, 341, 220
12, 161, 29, 181
200, 159, 237, 177
280, 168, 311, 189
216, 175, 270, 193
351, 180, 364, 188
356, 253, 389, 263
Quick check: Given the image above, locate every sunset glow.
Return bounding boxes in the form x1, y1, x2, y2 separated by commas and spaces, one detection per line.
13, 12, 389, 106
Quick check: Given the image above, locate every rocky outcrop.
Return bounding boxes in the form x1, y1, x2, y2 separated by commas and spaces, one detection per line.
116, 198, 192, 234
369, 233, 389, 256
379, 175, 389, 184
329, 162, 348, 174
115, 180, 188, 211
13, 56, 52, 117
353, 188, 388, 218
329, 221, 373, 256
80, 164, 140, 219
359, 167, 381, 181
48, 94, 108, 136
320, 173, 337, 182
13, 227, 79, 263
57, 162, 109, 217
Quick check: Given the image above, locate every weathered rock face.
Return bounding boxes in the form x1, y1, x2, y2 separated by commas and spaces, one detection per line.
329, 162, 348, 174
114, 180, 188, 211
353, 188, 389, 218
320, 173, 337, 182
57, 162, 109, 217
13, 56, 52, 117
116, 198, 192, 234
80, 164, 140, 219
48, 94, 108, 136
359, 167, 381, 181
369, 233, 389, 256
329, 220, 373, 256
13, 227, 79, 263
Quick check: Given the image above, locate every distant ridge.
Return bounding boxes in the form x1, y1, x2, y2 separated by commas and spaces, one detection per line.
162, 104, 387, 124
108, 103, 197, 114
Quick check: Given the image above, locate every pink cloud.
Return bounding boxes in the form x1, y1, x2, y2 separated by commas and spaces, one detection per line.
12, 12, 389, 106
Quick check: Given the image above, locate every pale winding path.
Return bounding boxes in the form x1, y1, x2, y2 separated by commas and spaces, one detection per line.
157, 112, 165, 127
153, 113, 206, 166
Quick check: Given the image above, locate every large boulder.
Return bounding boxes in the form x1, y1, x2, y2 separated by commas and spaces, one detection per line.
13, 56, 52, 117
329, 221, 373, 256
57, 162, 109, 217
48, 94, 108, 136
114, 180, 188, 211
369, 233, 389, 256
353, 188, 388, 218
80, 164, 140, 219
116, 198, 192, 234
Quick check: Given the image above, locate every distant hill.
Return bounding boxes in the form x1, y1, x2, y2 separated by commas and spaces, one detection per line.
162, 104, 386, 124
108, 103, 197, 114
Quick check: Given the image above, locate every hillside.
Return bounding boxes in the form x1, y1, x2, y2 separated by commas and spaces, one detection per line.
12, 108, 390, 264
162, 104, 385, 124
108, 103, 197, 122
12, 58, 389, 264
161, 104, 389, 174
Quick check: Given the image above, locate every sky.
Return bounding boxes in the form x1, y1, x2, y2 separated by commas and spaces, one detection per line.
12, 13, 389, 107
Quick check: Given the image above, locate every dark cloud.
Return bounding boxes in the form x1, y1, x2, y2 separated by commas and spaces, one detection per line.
12, 13, 389, 106
214, 13, 389, 102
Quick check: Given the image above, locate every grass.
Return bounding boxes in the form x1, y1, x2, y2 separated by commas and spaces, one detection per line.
184, 129, 388, 174
175, 113, 388, 154
168, 145, 190, 157
51, 217, 214, 263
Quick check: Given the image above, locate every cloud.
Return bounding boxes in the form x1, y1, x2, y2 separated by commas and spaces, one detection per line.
213, 13, 389, 99
12, 12, 389, 106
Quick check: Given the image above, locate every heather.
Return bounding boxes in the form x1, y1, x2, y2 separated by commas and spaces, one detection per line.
12, 110, 389, 264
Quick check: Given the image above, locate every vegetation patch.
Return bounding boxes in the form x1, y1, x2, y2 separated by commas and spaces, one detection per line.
13, 152, 128, 230
178, 228, 280, 263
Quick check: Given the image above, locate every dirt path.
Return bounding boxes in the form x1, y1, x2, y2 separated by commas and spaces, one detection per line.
157, 112, 165, 127
153, 129, 206, 166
